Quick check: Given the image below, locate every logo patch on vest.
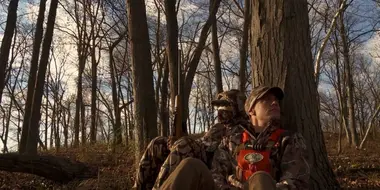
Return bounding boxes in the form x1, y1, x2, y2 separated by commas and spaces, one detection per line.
244, 152, 264, 164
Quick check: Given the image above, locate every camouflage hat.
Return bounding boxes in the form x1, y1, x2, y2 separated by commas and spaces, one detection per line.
244, 85, 284, 114
211, 89, 246, 113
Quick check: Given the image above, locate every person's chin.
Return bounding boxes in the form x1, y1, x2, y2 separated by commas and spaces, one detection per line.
269, 114, 281, 120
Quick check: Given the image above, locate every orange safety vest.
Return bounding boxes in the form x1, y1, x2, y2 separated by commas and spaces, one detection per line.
236, 128, 285, 181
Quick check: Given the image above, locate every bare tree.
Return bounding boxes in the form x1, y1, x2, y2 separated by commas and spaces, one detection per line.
0, 0, 19, 104
19, 0, 48, 154
126, 0, 158, 159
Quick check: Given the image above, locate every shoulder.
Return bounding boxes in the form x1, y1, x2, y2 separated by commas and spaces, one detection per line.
203, 123, 226, 140
279, 130, 307, 150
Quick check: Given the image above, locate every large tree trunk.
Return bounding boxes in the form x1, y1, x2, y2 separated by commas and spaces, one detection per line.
250, 0, 340, 189
126, 0, 158, 160
0, 0, 19, 104
239, 0, 250, 92
338, 6, 359, 147
26, 0, 59, 155
19, 0, 47, 154
211, 0, 223, 94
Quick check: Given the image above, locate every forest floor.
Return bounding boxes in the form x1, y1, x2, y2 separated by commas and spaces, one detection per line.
1, 133, 380, 189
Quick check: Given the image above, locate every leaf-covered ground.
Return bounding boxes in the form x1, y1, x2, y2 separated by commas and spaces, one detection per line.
325, 132, 380, 189
1, 133, 380, 189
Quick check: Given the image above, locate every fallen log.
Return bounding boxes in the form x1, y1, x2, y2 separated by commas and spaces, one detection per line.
0, 153, 98, 183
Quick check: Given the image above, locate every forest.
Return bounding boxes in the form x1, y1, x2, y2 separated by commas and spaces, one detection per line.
0, 0, 379, 189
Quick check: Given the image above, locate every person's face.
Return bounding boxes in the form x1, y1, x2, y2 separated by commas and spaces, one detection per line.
217, 107, 234, 123
251, 93, 281, 122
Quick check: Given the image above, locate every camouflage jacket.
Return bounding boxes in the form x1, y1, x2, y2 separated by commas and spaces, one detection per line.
211, 123, 310, 190
152, 117, 250, 189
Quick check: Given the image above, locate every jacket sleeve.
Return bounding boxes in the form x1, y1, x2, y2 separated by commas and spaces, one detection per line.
277, 132, 310, 190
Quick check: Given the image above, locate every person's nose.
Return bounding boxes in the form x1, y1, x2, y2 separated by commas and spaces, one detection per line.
271, 100, 279, 107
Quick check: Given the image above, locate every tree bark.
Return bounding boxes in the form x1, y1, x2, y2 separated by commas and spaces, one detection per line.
160, 57, 170, 136
338, 5, 359, 147
109, 44, 123, 145
73, 0, 90, 148
26, 0, 59, 155
250, 0, 340, 189
90, 46, 98, 144
239, 0, 250, 92
211, 0, 223, 93
164, 0, 180, 115
19, 0, 47, 154
126, 0, 158, 160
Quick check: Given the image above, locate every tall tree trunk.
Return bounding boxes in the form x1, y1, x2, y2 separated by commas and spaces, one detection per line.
154, 2, 162, 134
0, 0, 19, 104
160, 58, 169, 136
81, 92, 86, 145
109, 47, 122, 145
207, 62, 214, 127
73, 0, 90, 148
239, 0, 250, 92
193, 78, 199, 134
332, 32, 351, 144
250, 0, 339, 189
90, 46, 97, 144
126, 78, 134, 141
63, 103, 69, 148
55, 95, 61, 150
338, 119, 342, 154
45, 66, 49, 149
51, 99, 56, 148
25, 0, 59, 155
338, 8, 359, 147
211, 0, 223, 93
126, 0, 158, 161
73, 72, 82, 148
164, 0, 179, 115
19, 0, 47, 154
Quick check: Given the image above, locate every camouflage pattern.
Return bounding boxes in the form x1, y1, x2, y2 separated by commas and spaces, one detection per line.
244, 86, 284, 114
153, 136, 207, 189
211, 122, 310, 190
212, 89, 247, 115
133, 89, 250, 190
133, 136, 170, 190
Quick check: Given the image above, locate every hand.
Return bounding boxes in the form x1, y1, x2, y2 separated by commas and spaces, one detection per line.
228, 175, 244, 189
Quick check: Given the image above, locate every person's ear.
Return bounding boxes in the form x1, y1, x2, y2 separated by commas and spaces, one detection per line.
249, 110, 256, 116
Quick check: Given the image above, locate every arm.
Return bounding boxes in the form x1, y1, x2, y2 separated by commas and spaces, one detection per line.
277, 133, 310, 190
211, 148, 237, 190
